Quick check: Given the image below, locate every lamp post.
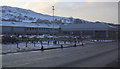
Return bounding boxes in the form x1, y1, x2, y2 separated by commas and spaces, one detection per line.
80, 32, 84, 46
52, 6, 56, 44
52, 6, 55, 35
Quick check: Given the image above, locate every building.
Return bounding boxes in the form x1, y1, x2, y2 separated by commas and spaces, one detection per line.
1, 21, 60, 35
60, 22, 118, 39
1, 21, 118, 40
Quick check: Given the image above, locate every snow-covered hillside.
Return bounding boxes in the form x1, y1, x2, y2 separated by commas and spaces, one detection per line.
1, 6, 91, 24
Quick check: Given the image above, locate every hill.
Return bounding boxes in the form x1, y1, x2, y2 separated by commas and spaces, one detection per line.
1, 6, 91, 24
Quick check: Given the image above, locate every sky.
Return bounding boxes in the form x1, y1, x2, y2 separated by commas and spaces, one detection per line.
0, 0, 119, 24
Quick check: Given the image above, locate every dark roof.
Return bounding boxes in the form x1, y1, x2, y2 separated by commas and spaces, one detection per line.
60, 23, 117, 31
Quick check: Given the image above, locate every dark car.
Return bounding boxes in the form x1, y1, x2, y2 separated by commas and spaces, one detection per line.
2, 35, 20, 44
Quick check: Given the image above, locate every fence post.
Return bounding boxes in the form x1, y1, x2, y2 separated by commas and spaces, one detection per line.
80, 38, 84, 46
40, 41, 44, 51
47, 41, 49, 45
16, 42, 19, 49
34, 41, 36, 47
26, 41, 28, 47
81, 42, 84, 46
74, 41, 77, 47
81, 41, 84, 46
61, 44, 63, 48
41, 46, 44, 51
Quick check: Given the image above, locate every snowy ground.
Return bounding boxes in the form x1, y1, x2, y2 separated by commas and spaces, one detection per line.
1, 40, 115, 54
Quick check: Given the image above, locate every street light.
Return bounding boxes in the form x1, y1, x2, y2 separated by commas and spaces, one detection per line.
52, 6, 56, 44
80, 32, 84, 46
52, 6, 55, 35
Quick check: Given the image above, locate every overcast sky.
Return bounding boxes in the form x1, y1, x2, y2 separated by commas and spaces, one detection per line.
0, 0, 119, 24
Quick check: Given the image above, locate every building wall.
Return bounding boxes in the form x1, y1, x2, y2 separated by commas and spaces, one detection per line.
61, 30, 117, 40
2, 26, 12, 34
13, 27, 25, 34
2, 26, 59, 35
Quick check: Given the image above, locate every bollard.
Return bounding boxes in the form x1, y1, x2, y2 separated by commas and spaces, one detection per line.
41, 46, 44, 51
74, 41, 77, 47
40, 41, 44, 51
61, 44, 63, 48
34, 42, 36, 47
81, 42, 84, 46
47, 41, 49, 45
26, 42, 28, 47
16, 42, 19, 49
74, 44, 77, 47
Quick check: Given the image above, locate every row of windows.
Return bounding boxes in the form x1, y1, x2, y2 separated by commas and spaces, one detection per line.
26, 27, 58, 31
3, 26, 58, 31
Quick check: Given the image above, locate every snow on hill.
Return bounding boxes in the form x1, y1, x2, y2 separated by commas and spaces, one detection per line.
1, 6, 91, 24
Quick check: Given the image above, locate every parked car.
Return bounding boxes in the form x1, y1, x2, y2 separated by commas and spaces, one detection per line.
2, 35, 20, 44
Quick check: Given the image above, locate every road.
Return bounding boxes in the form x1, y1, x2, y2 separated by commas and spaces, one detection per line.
2, 42, 118, 67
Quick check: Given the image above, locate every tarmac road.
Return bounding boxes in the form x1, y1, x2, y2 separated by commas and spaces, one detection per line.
2, 42, 118, 67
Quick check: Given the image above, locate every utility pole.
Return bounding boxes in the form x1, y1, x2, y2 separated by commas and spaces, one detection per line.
52, 6, 56, 44
52, 6, 55, 35
52, 6, 55, 20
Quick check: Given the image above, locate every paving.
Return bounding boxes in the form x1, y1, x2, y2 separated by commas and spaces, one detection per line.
2, 42, 118, 67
